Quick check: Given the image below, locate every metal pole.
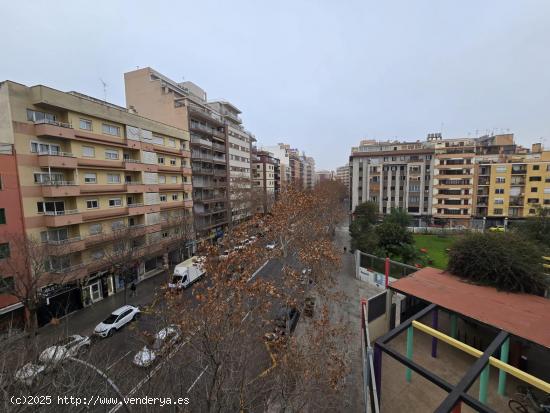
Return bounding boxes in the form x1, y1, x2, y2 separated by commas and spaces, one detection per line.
479, 364, 490, 404
406, 325, 414, 382
374, 344, 382, 403
431, 308, 438, 358
450, 313, 457, 339
498, 338, 510, 396
384, 257, 390, 288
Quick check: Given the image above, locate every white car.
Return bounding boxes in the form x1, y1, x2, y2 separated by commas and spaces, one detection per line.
39, 335, 91, 364
266, 241, 277, 250
94, 305, 140, 338
133, 325, 181, 367
14, 363, 45, 386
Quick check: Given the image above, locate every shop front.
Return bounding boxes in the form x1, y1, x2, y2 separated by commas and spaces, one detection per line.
37, 283, 83, 326
81, 270, 115, 307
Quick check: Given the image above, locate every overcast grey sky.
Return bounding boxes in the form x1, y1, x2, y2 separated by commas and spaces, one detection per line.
2, 0, 549, 169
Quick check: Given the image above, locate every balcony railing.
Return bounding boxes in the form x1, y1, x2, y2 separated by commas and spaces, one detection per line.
212, 142, 225, 152
34, 119, 73, 129
191, 136, 213, 147
128, 203, 144, 208
213, 169, 226, 176
43, 209, 80, 216
44, 236, 82, 245
40, 180, 77, 186
123, 158, 142, 163
192, 167, 214, 175
38, 150, 75, 157
213, 155, 226, 162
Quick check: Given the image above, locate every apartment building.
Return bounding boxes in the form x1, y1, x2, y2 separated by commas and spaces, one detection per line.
303, 156, 315, 190
0, 144, 26, 328
252, 149, 279, 213
350, 139, 435, 217
474, 144, 550, 222
124, 68, 229, 241
262, 143, 291, 188
315, 170, 335, 184
207, 101, 255, 226
0, 80, 192, 324
336, 164, 350, 190
431, 134, 477, 225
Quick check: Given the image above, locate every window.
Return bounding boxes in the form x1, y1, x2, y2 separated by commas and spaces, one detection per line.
529, 208, 536, 214
493, 208, 503, 215
80, 119, 92, 131
153, 136, 164, 146
84, 173, 97, 184
160, 194, 167, 202
162, 231, 169, 238
91, 249, 104, 260
170, 159, 176, 166
496, 166, 507, 173
545, 188, 550, 194
533, 165, 540, 171
527, 198, 539, 204
0, 276, 14, 294
159, 175, 166, 184
102, 123, 120, 136
496, 177, 505, 184
529, 176, 541, 182
82, 146, 95, 157
172, 194, 178, 201
531, 187, 538, 193
494, 199, 504, 205
495, 188, 504, 194
167, 138, 176, 147
89, 223, 102, 235
109, 198, 122, 207
30, 142, 60, 154
105, 149, 119, 160
0, 243, 9, 259
171, 176, 177, 183
157, 156, 165, 165
107, 174, 121, 184
86, 199, 99, 209
27, 109, 56, 123
111, 220, 124, 230
37, 201, 65, 214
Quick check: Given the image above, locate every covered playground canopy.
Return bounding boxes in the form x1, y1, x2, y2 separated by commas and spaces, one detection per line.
390, 267, 550, 349
371, 266, 550, 413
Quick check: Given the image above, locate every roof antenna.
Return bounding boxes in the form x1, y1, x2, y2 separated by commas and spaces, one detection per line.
99, 78, 108, 101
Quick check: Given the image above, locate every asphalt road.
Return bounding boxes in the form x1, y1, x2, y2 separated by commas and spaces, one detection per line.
5, 257, 285, 412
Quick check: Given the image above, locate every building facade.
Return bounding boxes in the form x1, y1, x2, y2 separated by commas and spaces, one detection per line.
350, 139, 435, 218
0, 80, 193, 325
207, 101, 255, 226
124, 67, 229, 242
336, 164, 350, 190
252, 149, 278, 213
315, 170, 335, 185
262, 143, 291, 189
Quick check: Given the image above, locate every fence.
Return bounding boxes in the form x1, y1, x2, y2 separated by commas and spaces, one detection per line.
357, 251, 417, 282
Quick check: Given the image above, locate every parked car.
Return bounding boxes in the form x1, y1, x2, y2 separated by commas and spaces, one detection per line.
14, 363, 45, 386
489, 226, 505, 232
94, 305, 140, 338
133, 325, 181, 367
265, 241, 277, 250
39, 335, 91, 364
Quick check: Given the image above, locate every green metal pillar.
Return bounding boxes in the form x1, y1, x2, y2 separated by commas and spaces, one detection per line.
450, 313, 457, 339
406, 325, 414, 382
479, 364, 490, 404
498, 338, 510, 396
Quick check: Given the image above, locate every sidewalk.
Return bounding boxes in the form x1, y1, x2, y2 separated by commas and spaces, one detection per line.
32, 270, 169, 346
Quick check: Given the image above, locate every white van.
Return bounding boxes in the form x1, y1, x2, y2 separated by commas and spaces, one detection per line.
169, 256, 206, 290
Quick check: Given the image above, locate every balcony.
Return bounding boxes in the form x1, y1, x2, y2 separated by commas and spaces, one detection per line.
212, 129, 225, 140
82, 207, 129, 221
213, 155, 226, 164
192, 166, 214, 175
38, 152, 77, 169
213, 169, 227, 176
160, 200, 192, 210
212, 142, 226, 152
191, 136, 213, 148
158, 163, 182, 173
193, 152, 213, 161
159, 182, 186, 191
188, 104, 223, 126
510, 178, 526, 186
128, 203, 160, 216
123, 159, 158, 172
44, 263, 87, 284
511, 167, 527, 175
40, 181, 80, 197
80, 184, 126, 194
45, 236, 86, 255
77, 158, 124, 169
43, 210, 83, 227
195, 206, 226, 216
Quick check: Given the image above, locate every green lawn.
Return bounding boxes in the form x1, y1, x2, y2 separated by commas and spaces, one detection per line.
413, 234, 457, 270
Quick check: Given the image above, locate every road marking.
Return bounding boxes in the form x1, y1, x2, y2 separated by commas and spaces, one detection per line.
108, 336, 193, 413
248, 260, 269, 282
187, 365, 208, 393
106, 351, 131, 371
